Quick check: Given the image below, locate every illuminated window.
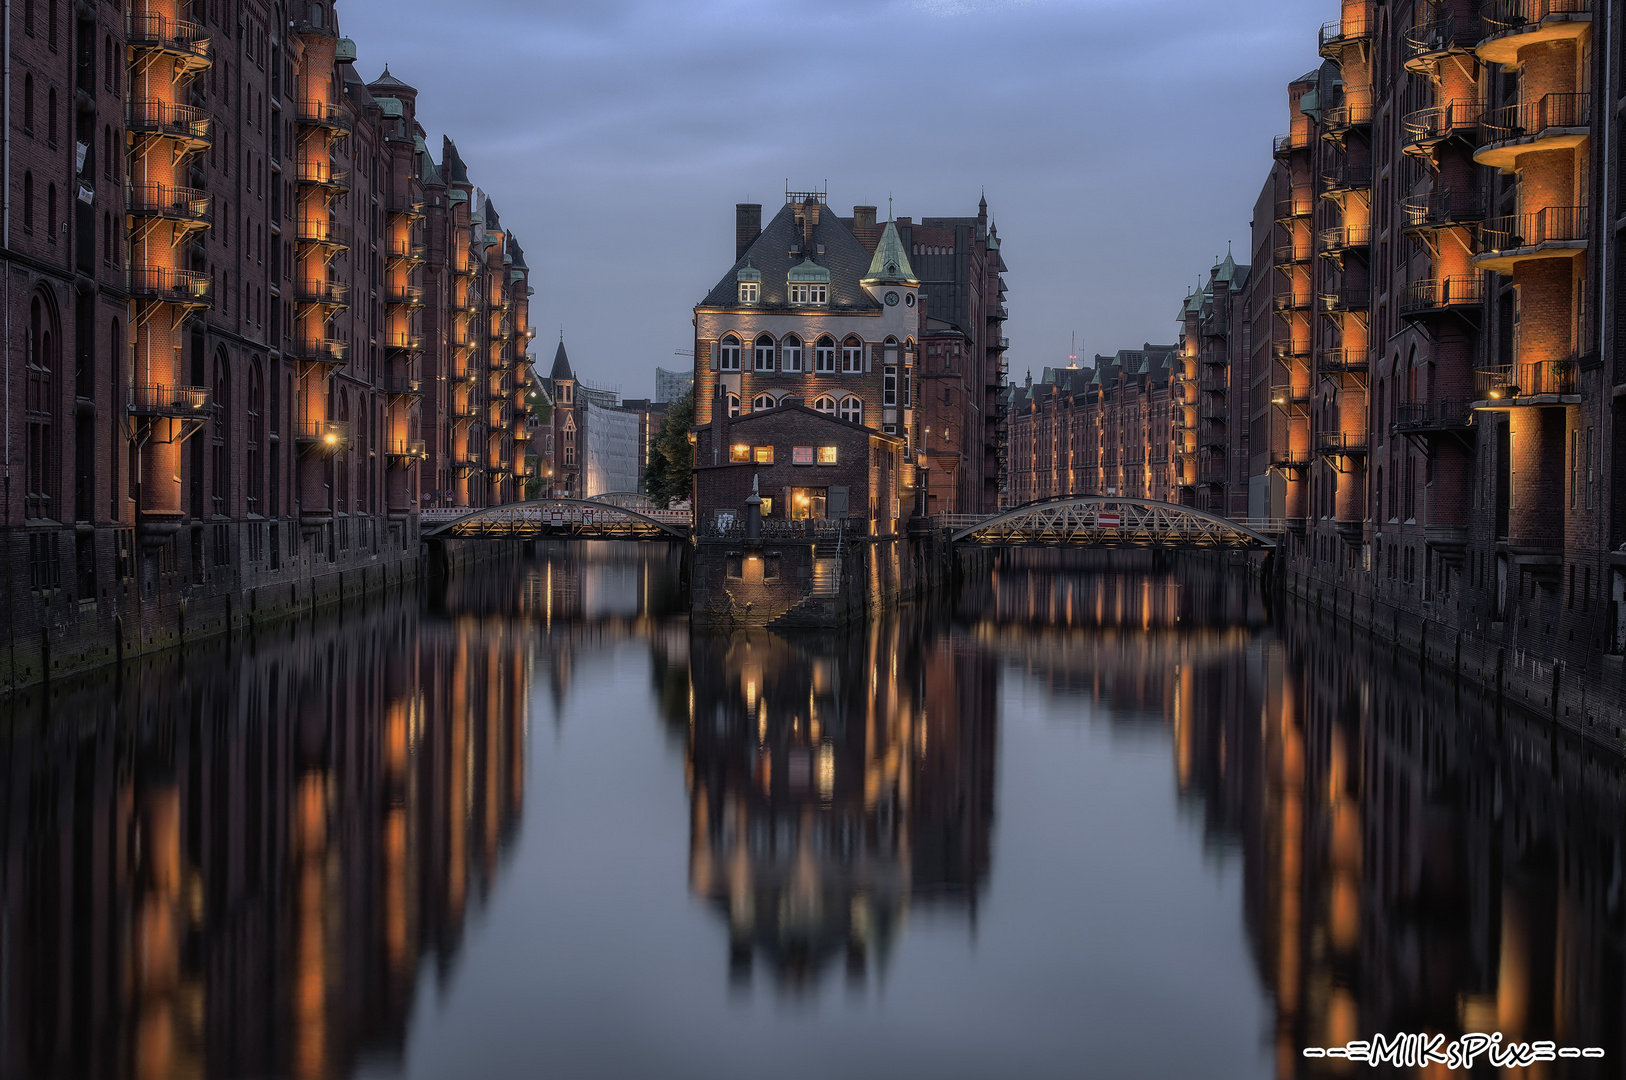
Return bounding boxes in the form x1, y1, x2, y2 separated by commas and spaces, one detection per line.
813, 395, 836, 415
730, 444, 750, 462
842, 339, 863, 373
761, 497, 773, 515
817, 446, 837, 465
838, 396, 862, 423
792, 446, 814, 465
752, 445, 773, 464
782, 335, 803, 372
814, 335, 836, 373
753, 334, 774, 372
752, 393, 776, 411
719, 335, 740, 371
790, 283, 827, 304
738, 281, 758, 303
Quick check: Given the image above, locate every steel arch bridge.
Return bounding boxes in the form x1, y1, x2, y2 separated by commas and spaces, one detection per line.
421, 499, 690, 541
950, 498, 1278, 550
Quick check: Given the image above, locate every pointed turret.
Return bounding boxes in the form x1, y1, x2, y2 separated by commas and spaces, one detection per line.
550, 339, 575, 382
861, 220, 919, 287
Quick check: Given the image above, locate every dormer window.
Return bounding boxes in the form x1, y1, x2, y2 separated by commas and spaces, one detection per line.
736, 264, 761, 305
787, 258, 830, 306
738, 281, 758, 303
790, 283, 827, 305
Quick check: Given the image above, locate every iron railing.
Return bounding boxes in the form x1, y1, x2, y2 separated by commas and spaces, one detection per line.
126, 14, 212, 65
1398, 275, 1483, 314
126, 182, 213, 225
1401, 100, 1482, 151
1481, 0, 1591, 36
294, 279, 350, 307
1317, 432, 1369, 455
1480, 93, 1591, 144
1320, 349, 1369, 373
127, 100, 212, 146
1401, 188, 1488, 229
1320, 6, 1376, 55
295, 99, 351, 132
127, 266, 213, 305
1475, 360, 1578, 400
1320, 224, 1373, 251
1402, 15, 1480, 68
127, 383, 210, 417
1480, 205, 1588, 253
295, 217, 350, 248
295, 160, 350, 190
1395, 398, 1474, 431
295, 339, 348, 365
294, 420, 350, 447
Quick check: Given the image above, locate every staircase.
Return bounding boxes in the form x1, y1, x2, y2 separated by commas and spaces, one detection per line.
810, 536, 841, 597
770, 527, 846, 628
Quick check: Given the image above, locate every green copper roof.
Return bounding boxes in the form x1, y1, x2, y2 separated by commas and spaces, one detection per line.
861, 220, 919, 286
335, 37, 357, 63
787, 258, 830, 283
736, 263, 761, 283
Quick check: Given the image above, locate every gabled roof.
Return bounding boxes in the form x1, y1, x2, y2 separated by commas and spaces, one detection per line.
700, 203, 882, 311
862, 220, 919, 286
549, 340, 574, 382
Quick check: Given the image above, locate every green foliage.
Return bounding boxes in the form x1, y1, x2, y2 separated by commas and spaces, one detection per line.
642, 389, 694, 508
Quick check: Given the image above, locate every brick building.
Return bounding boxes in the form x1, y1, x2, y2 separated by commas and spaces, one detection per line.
1, 0, 533, 689
1140, 0, 1626, 744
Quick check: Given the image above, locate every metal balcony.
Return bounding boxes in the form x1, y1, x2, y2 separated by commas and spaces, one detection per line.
1477, 94, 1591, 170
1403, 15, 1481, 71
295, 160, 350, 191
1319, 287, 1370, 313
126, 183, 213, 228
127, 266, 213, 306
1273, 342, 1310, 364
1274, 196, 1314, 222
1273, 241, 1310, 264
1319, 224, 1372, 256
295, 338, 348, 366
1479, 0, 1592, 64
384, 375, 423, 397
385, 284, 425, 307
1319, 6, 1375, 56
1274, 290, 1313, 312
387, 194, 426, 219
1398, 275, 1483, 318
1401, 188, 1488, 232
1321, 161, 1373, 197
384, 333, 424, 353
1269, 447, 1312, 470
1321, 101, 1375, 139
385, 238, 425, 263
126, 99, 212, 151
1394, 398, 1474, 432
127, 383, 211, 418
1476, 205, 1588, 272
1274, 130, 1313, 158
1320, 349, 1369, 373
1401, 100, 1482, 155
295, 99, 351, 134
294, 420, 350, 450
386, 440, 427, 462
295, 217, 350, 249
1474, 360, 1579, 404
450, 401, 479, 421
294, 279, 350, 309
1317, 432, 1369, 456
125, 14, 212, 72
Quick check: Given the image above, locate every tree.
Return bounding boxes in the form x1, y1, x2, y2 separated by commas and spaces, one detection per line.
642, 389, 694, 508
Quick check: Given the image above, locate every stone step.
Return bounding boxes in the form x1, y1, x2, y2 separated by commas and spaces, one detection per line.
811, 557, 839, 597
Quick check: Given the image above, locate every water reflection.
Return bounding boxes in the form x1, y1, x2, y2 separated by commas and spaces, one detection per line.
1, 546, 1622, 1078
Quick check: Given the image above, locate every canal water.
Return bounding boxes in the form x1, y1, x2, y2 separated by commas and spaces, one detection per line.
1, 545, 1620, 1079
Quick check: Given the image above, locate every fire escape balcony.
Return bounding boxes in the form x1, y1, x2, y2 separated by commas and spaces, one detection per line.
1269, 447, 1313, 471
1401, 188, 1488, 233
294, 338, 348, 367
1321, 161, 1373, 198
293, 279, 350, 310
295, 217, 350, 250
1320, 349, 1369, 373
125, 14, 212, 72
1403, 15, 1482, 72
294, 420, 350, 450
126, 182, 212, 235
1401, 100, 1482, 156
1316, 432, 1369, 458
1476, 205, 1588, 272
1319, 6, 1375, 57
1395, 398, 1474, 433
450, 400, 479, 422
295, 99, 351, 134
1478, 0, 1592, 65
126, 100, 212, 152
1273, 342, 1310, 365
386, 440, 427, 463
1273, 130, 1313, 158
1319, 224, 1372, 257
384, 333, 424, 353
295, 160, 350, 192
385, 284, 425, 307
127, 266, 213, 308
1274, 289, 1313, 312
387, 194, 426, 219
383, 375, 423, 397
1398, 275, 1483, 319
1320, 287, 1370, 314
451, 452, 483, 472
1474, 360, 1580, 405
1321, 101, 1375, 141
1274, 196, 1314, 223
127, 383, 211, 418
1273, 241, 1311, 264
1476, 94, 1591, 171
385, 238, 425, 264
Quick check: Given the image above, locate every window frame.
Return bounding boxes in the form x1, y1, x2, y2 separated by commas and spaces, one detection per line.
814, 336, 836, 373
752, 445, 774, 465
838, 396, 862, 424
781, 335, 803, 373
752, 392, 776, 412
842, 339, 863, 374
812, 395, 836, 415
719, 335, 741, 371
753, 334, 775, 373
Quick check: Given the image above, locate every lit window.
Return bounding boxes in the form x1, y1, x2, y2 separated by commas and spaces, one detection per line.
720, 335, 740, 371
761, 497, 772, 515
738, 281, 758, 303
842, 341, 863, 373
753, 334, 774, 372
730, 444, 750, 462
790, 283, 827, 304
782, 336, 803, 372
817, 446, 837, 465
838, 396, 862, 423
752, 393, 776, 411
792, 446, 814, 465
813, 395, 836, 415
753, 445, 774, 464
814, 336, 836, 373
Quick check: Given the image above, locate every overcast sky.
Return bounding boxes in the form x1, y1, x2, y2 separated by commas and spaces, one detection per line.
335, 0, 1325, 399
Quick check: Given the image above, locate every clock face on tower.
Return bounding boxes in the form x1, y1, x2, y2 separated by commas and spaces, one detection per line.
885, 292, 899, 306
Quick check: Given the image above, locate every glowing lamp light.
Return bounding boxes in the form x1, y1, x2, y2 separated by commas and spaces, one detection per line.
324, 432, 339, 445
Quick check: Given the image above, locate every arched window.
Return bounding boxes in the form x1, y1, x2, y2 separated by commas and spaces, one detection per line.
883, 336, 899, 364
46, 0, 56, 48
247, 360, 264, 514
212, 350, 230, 516
104, 36, 114, 91
724, 392, 740, 418
719, 334, 741, 371
842, 336, 863, 374
752, 393, 776, 412
23, 0, 33, 35
22, 75, 32, 134
25, 291, 58, 519
781, 335, 802, 373
47, 87, 56, 145
336, 390, 350, 512
22, 172, 34, 232
838, 395, 862, 424
813, 395, 836, 415
814, 335, 836, 373
753, 334, 774, 372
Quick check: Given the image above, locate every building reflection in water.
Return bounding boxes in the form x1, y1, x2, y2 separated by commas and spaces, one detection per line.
683, 618, 997, 993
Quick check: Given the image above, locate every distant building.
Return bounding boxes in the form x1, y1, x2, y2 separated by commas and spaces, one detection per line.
582, 401, 642, 496
541, 340, 667, 497
656, 367, 694, 404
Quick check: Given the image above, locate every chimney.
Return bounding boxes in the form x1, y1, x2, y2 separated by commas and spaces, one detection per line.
853, 206, 877, 232
735, 204, 762, 261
